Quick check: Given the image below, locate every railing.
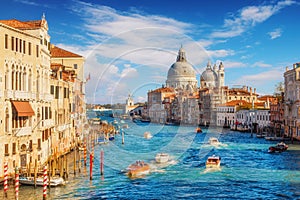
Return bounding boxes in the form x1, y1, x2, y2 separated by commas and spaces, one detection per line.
13, 126, 32, 137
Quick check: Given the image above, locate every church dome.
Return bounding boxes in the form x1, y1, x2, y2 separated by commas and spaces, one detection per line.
167, 47, 196, 79
200, 67, 217, 82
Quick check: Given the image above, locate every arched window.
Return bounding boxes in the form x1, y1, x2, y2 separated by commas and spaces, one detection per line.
28, 69, 32, 92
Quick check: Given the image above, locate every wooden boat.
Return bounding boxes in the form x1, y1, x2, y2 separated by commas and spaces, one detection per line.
268, 142, 288, 153
206, 155, 221, 168
19, 176, 65, 187
127, 161, 150, 177
155, 153, 170, 163
144, 131, 152, 139
196, 127, 202, 133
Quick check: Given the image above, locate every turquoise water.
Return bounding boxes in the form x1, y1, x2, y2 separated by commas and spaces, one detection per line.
3, 118, 300, 199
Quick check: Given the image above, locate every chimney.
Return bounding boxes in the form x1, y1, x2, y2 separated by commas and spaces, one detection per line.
250, 87, 252, 95
286, 66, 289, 71
254, 88, 256, 94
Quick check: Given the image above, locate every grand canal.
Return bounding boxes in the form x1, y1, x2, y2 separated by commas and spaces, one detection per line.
2, 116, 300, 199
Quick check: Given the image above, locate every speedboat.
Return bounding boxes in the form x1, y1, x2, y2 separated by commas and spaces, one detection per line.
144, 131, 152, 139
208, 137, 220, 145
127, 161, 150, 177
268, 142, 288, 153
19, 176, 65, 187
196, 127, 202, 133
206, 155, 221, 168
155, 153, 170, 163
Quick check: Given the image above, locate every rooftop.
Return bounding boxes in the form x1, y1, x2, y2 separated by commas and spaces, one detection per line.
51, 45, 82, 58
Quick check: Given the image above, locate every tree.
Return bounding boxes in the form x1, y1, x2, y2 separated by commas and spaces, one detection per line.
274, 82, 284, 96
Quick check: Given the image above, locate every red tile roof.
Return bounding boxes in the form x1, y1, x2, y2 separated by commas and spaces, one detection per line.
150, 87, 175, 93
50, 45, 82, 58
0, 19, 43, 29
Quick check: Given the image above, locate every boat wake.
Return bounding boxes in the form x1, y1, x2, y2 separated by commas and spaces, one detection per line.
200, 167, 222, 174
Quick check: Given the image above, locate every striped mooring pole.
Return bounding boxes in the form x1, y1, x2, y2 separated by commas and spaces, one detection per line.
43, 166, 48, 200
4, 162, 8, 198
15, 167, 19, 200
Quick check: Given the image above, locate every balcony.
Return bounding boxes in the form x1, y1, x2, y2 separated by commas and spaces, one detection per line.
57, 124, 70, 132
13, 126, 32, 137
5, 90, 13, 99
43, 119, 54, 128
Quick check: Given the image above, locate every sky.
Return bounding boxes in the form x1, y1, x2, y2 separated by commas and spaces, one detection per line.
1, 0, 299, 104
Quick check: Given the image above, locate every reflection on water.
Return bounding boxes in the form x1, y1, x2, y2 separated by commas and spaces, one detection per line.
2, 119, 300, 199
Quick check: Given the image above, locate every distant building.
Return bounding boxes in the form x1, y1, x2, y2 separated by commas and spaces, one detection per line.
199, 61, 226, 126
283, 63, 300, 141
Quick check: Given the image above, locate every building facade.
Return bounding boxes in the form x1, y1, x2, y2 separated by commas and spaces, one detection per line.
0, 16, 53, 176
283, 63, 300, 141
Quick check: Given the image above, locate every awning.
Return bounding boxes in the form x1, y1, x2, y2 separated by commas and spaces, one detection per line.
11, 101, 35, 117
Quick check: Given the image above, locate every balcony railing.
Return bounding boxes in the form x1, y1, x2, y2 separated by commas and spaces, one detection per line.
13, 126, 32, 137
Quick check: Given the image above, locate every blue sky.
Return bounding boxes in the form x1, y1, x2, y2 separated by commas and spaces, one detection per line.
2, 0, 299, 104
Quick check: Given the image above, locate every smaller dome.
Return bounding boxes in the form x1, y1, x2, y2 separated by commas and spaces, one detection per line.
201, 67, 218, 82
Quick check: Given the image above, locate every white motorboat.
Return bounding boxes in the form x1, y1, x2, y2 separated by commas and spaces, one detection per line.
144, 131, 152, 139
206, 155, 221, 168
155, 153, 170, 163
19, 176, 65, 187
208, 137, 220, 145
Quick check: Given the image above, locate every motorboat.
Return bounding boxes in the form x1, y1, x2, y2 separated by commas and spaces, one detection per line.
196, 127, 202, 133
155, 153, 170, 163
19, 176, 65, 187
144, 131, 152, 139
208, 137, 220, 145
206, 155, 221, 168
109, 134, 115, 141
268, 142, 288, 153
140, 118, 151, 123
127, 161, 150, 177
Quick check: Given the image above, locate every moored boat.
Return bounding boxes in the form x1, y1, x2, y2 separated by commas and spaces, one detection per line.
206, 155, 221, 168
19, 176, 65, 187
127, 161, 150, 177
268, 142, 288, 153
155, 153, 170, 163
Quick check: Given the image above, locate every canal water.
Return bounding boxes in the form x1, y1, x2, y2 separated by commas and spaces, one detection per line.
2, 117, 300, 199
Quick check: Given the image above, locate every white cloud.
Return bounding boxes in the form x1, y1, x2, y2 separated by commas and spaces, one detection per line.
211, 0, 296, 38
268, 28, 282, 39
252, 61, 272, 68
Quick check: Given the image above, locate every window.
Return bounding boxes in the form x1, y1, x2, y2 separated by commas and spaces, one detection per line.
74, 64, 78, 69
11, 36, 14, 51
64, 87, 67, 98
28, 42, 31, 55
23, 41, 26, 54
38, 139, 41, 150
36, 45, 39, 57
5, 144, 9, 156
16, 38, 18, 52
5, 34, 8, 49
12, 143, 16, 155
19, 39, 22, 53
29, 140, 32, 151
55, 86, 59, 99
50, 85, 54, 94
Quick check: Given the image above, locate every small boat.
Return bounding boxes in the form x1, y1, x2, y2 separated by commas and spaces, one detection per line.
196, 127, 202, 133
122, 124, 129, 129
98, 137, 108, 144
19, 176, 65, 187
268, 142, 288, 153
144, 131, 152, 139
206, 155, 221, 168
208, 137, 220, 145
127, 161, 150, 177
140, 118, 151, 123
109, 134, 115, 141
155, 153, 170, 163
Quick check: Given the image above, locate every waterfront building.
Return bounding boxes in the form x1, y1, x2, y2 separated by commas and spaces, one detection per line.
216, 100, 248, 128
283, 63, 300, 141
199, 61, 226, 126
0, 16, 53, 176
270, 93, 284, 136
225, 86, 259, 103
124, 94, 139, 114
148, 87, 175, 123
50, 45, 86, 147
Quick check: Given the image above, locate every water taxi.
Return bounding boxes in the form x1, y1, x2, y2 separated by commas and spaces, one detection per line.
196, 127, 202, 133
268, 142, 288, 153
144, 131, 152, 139
127, 161, 150, 177
19, 176, 65, 187
208, 137, 220, 145
155, 153, 170, 163
206, 155, 221, 168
